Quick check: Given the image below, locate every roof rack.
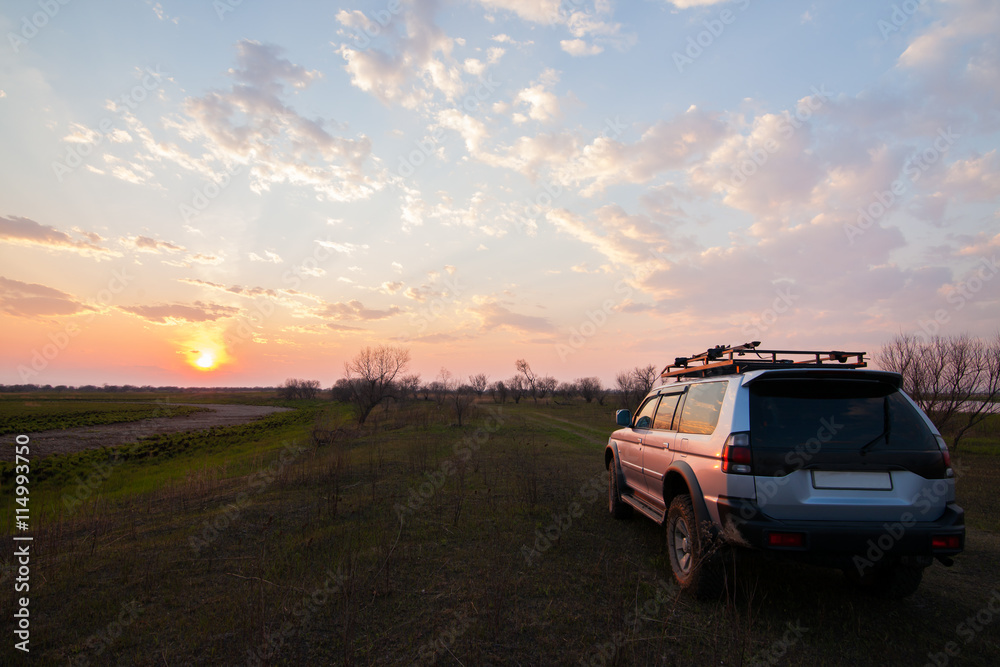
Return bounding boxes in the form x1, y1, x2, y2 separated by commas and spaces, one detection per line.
660, 341, 867, 381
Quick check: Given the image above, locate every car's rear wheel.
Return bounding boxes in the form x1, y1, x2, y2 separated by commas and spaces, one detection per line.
666, 494, 723, 600
608, 459, 632, 519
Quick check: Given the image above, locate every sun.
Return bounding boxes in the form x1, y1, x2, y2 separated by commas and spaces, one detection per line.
195, 352, 216, 370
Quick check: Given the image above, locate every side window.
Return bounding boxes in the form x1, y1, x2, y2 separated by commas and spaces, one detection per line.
677, 382, 728, 435
653, 393, 682, 430
633, 396, 659, 430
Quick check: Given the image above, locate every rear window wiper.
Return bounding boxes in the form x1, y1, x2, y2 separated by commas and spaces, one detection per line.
860, 396, 891, 453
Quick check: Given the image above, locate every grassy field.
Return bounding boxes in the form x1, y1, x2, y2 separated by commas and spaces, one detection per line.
0, 397, 207, 436
1, 395, 999, 665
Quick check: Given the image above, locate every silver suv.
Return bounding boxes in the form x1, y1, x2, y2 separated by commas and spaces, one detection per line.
605, 344, 964, 599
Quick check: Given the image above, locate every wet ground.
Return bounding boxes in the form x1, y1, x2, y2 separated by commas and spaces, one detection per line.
5, 403, 292, 461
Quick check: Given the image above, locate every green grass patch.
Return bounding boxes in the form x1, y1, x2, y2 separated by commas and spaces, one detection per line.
0, 399, 207, 435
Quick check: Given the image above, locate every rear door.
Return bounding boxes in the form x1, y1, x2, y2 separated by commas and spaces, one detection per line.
747, 373, 949, 522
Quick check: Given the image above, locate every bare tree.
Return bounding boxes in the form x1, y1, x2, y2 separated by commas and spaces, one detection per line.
615, 364, 657, 414
537, 376, 558, 402
634, 364, 658, 397
398, 374, 421, 401
515, 359, 538, 403
451, 385, 476, 426
280, 378, 320, 400
491, 379, 508, 404
469, 373, 490, 397
577, 377, 602, 403
508, 374, 526, 404
558, 381, 578, 399
342, 345, 411, 424
876, 333, 1000, 450
615, 369, 641, 414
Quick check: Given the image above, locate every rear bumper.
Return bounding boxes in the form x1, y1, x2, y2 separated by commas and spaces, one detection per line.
716, 498, 965, 568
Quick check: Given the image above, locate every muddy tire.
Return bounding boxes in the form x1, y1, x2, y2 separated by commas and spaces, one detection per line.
666, 494, 723, 600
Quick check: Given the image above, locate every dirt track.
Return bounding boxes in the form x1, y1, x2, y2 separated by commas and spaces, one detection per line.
7, 404, 292, 461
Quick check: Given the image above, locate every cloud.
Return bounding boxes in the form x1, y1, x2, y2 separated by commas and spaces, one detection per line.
470, 299, 552, 333
335, 0, 465, 108
315, 299, 401, 320
513, 69, 562, 122
0, 276, 95, 318
176, 40, 380, 201
560, 39, 603, 56
0, 215, 117, 257
124, 235, 185, 253
315, 240, 370, 255
248, 250, 284, 263
118, 301, 240, 324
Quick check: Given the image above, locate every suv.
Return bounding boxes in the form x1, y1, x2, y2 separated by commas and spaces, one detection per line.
606, 343, 964, 599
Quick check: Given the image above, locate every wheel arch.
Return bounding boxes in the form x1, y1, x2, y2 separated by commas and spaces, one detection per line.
663, 461, 713, 533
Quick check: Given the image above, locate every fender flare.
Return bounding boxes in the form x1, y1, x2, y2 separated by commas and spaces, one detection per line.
664, 460, 714, 534
605, 442, 627, 492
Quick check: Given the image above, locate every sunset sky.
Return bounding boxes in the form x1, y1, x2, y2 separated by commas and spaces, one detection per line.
1, 0, 998, 387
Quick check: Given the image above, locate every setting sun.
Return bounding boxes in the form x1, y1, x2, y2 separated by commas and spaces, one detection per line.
195, 352, 215, 370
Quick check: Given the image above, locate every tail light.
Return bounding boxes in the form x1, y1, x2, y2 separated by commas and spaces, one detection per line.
767, 531, 805, 548
936, 435, 954, 478
932, 535, 961, 550
722, 432, 752, 474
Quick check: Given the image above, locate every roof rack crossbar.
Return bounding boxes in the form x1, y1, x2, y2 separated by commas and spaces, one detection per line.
660, 343, 867, 381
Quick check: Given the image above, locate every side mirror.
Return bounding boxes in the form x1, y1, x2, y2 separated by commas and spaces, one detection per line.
616, 409, 631, 427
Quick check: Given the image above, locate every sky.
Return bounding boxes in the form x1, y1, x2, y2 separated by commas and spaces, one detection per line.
0, 0, 998, 388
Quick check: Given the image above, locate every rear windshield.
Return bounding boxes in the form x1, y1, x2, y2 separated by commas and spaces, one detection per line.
749, 378, 937, 452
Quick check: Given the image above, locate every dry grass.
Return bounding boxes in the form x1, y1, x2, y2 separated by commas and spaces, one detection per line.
1, 396, 998, 665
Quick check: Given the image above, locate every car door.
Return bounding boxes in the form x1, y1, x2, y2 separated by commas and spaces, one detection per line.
618, 395, 659, 495
641, 391, 683, 506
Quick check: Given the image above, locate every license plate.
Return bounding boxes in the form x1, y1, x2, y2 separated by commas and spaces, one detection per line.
811, 471, 892, 490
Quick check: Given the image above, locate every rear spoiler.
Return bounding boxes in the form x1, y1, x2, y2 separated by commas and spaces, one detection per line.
740, 369, 903, 388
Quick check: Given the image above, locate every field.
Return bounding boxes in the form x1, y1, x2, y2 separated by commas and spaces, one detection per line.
0, 397, 206, 436
2, 395, 999, 665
